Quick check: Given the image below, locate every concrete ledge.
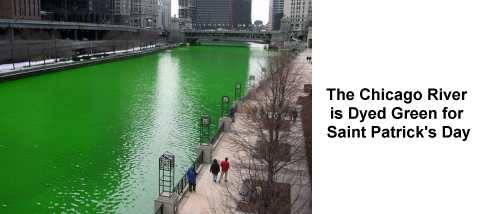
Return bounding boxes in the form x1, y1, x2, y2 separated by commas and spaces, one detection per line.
0, 44, 184, 83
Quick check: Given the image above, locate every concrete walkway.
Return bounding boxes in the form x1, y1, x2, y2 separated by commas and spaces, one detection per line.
177, 49, 312, 214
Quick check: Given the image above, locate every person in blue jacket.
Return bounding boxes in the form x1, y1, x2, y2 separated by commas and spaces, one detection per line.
187, 166, 197, 192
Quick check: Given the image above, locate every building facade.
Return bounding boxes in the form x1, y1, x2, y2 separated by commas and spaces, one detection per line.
232, 0, 252, 29
40, 0, 115, 24
1, 0, 160, 28
194, 0, 232, 29
268, 0, 284, 30
283, 0, 311, 32
158, 0, 171, 31
181, 0, 252, 30
130, 0, 159, 28
113, 0, 132, 25
0, 0, 41, 20
178, 0, 196, 29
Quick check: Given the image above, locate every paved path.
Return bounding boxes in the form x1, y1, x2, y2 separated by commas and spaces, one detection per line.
177, 49, 312, 214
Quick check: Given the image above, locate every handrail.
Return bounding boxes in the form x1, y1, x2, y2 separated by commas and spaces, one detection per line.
172, 151, 204, 195
211, 122, 225, 145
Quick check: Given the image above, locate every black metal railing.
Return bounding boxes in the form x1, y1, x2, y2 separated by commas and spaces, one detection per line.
173, 172, 188, 195
211, 122, 225, 145
172, 151, 205, 195
193, 152, 204, 171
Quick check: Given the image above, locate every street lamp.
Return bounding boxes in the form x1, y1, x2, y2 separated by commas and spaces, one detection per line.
200, 115, 211, 145
159, 151, 175, 194
221, 95, 231, 118
201, 115, 211, 126
235, 83, 242, 100
248, 75, 255, 88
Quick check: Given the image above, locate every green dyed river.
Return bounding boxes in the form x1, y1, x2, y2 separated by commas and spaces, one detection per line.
0, 44, 266, 213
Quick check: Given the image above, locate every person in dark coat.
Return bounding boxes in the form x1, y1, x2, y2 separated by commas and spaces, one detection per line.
229, 106, 236, 122
210, 159, 220, 183
186, 166, 197, 192
291, 108, 298, 122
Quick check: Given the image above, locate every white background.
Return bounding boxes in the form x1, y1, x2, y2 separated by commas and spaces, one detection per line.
315, 0, 486, 213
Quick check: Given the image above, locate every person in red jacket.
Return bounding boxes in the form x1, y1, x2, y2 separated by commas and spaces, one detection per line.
220, 157, 230, 182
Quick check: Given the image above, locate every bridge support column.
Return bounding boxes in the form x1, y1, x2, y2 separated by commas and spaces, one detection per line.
9, 26, 14, 69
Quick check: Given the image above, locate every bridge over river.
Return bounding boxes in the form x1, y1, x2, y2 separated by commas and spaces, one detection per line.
182, 30, 282, 44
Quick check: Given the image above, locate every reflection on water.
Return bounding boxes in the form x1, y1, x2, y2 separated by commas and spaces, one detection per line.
0, 44, 267, 213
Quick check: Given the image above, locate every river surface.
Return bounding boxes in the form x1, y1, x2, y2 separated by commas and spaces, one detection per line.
0, 44, 266, 213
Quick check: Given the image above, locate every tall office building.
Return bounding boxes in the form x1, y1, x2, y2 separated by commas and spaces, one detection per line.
269, 0, 284, 30
283, 0, 311, 32
40, 0, 114, 24
131, 0, 159, 28
233, 0, 252, 28
158, 0, 171, 31
178, 0, 196, 29
114, 0, 132, 25
194, 0, 231, 29
190, 0, 251, 30
0, 0, 41, 20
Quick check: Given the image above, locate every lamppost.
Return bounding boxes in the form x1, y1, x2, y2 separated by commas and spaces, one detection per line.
200, 115, 211, 145
221, 95, 231, 118
235, 83, 242, 100
248, 75, 255, 88
159, 152, 175, 194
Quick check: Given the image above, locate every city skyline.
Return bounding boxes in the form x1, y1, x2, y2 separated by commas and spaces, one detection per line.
171, 0, 269, 24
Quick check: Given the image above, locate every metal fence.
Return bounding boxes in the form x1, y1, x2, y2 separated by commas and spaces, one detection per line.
211, 122, 225, 145
172, 151, 204, 195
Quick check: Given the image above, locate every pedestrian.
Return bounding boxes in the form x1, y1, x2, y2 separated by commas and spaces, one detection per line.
210, 159, 220, 183
243, 103, 251, 119
220, 157, 230, 182
229, 106, 236, 122
186, 166, 197, 192
292, 108, 298, 122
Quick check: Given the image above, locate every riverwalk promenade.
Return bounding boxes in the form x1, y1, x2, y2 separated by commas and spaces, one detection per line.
176, 49, 312, 214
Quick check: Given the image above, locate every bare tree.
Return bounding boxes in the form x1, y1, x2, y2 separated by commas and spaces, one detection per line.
221, 50, 311, 214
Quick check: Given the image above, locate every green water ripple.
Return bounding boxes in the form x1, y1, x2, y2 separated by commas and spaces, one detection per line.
0, 44, 266, 213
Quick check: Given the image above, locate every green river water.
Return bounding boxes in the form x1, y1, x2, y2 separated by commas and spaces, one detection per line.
0, 44, 266, 213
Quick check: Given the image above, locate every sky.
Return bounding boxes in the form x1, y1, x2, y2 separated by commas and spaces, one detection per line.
171, 0, 270, 24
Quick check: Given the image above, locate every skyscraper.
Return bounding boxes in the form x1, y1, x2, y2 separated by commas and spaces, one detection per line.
269, 0, 284, 30
158, 0, 171, 31
233, 0, 252, 28
178, 0, 196, 29
114, 0, 132, 25
195, 0, 232, 29
189, 0, 251, 30
40, 0, 113, 24
0, 0, 41, 20
283, 0, 312, 32
131, 0, 159, 28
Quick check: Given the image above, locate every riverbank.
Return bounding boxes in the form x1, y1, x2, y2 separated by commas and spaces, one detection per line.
0, 42, 183, 82
175, 49, 312, 213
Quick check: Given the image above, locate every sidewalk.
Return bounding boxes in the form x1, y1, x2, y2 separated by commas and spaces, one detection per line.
177, 49, 312, 214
